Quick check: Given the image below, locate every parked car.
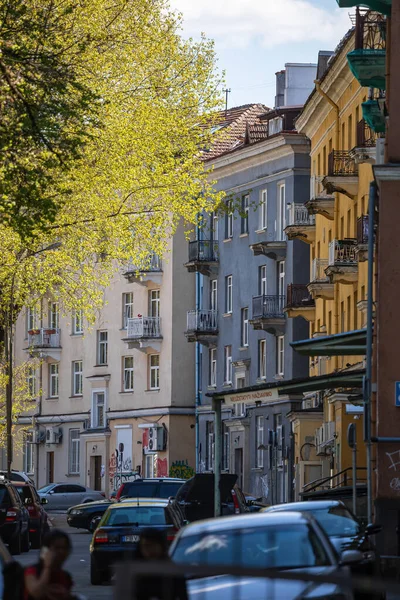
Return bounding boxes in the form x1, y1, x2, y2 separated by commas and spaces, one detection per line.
244, 494, 269, 513
0, 471, 33, 484
67, 499, 112, 532
90, 498, 185, 584
170, 473, 248, 523
170, 511, 360, 600
0, 479, 30, 555
263, 500, 384, 599
14, 483, 49, 548
38, 483, 105, 509
115, 478, 186, 501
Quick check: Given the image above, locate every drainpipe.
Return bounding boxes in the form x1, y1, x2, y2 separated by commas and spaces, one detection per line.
195, 271, 201, 472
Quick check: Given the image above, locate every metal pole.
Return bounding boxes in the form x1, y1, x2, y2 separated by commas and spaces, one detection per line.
364, 181, 376, 525
352, 443, 357, 516
5, 325, 12, 479
212, 398, 222, 517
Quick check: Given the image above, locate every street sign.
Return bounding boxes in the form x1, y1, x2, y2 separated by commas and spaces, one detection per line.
396, 382, 400, 407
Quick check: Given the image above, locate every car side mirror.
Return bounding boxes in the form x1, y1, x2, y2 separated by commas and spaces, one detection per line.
340, 549, 364, 565
24, 498, 32, 505
365, 523, 382, 535
41, 498, 48, 505
48, 490, 54, 495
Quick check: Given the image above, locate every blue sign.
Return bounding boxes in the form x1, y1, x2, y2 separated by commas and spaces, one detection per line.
396, 382, 400, 407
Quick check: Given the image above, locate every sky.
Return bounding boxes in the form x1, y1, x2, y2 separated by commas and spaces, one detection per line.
172, 0, 352, 109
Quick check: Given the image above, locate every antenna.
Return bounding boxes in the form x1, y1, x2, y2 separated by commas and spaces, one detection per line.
223, 88, 231, 118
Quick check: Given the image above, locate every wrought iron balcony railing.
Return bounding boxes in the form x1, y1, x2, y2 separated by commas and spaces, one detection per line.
328, 239, 357, 266
188, 240, 219, 263
327, 151, 358, 177
356, 119, 376, 148
125, 253, 162, 273
287, 205, 315, 227
311, 258, 329, 282
186, 309, 218, 333
28, 328, 61, 348
286, 284, 314, 308
126, 317, 161, 339
353, 8, 386, 51
252, 295, 285, 319
357, 215, 369, 245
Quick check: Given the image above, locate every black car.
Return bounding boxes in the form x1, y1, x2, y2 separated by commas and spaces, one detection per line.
15, 483, 49, 548
0, 479, 30, 554
115, 478, 186, 501
67, 499, 112, 532
90, 499, 184, 584
170, 473, 248, 523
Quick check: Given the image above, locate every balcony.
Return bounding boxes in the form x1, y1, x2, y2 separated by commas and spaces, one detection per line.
284, 205, 315, 244
305, 176, 334, 221
315, 421, 336, 456
25, 328, 61, 360
323, 151, 358, 198
356, 214, 371, 263
124, 317, 162, 352
184, 240, 219, 276
362, 98, 386, 135
185, 310, 218, 345
347, 10, 386, 90
307, 258, 334, 300
284, 284, 315, 322
326, 239, 358, 284
350, 119, 377, 165
123, 253, 162, 286
250, 295, 285, 334
336, 0, 391, 17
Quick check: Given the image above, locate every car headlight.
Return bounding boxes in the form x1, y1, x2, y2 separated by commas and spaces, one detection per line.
363, 550, 376, 561
69, 509, 83, 515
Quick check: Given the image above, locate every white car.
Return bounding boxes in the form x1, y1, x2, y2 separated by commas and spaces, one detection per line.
0, 471, 33, 484
38, 483, 105, 510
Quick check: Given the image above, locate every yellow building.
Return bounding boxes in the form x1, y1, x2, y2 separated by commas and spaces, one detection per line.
285, 22, 382, 508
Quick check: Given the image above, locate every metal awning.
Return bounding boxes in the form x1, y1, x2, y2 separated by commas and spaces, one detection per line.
290, 329, 366, 357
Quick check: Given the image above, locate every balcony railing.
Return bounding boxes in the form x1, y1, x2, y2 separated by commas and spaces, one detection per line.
356, 119, 376, 148
126, 317, 161, 339
188, 240, 219, 263
252, 295, 285, 319
286, 284, 314, 308
186, 310, 218, 333
353, 8, 386, 50
287, 205, 315, 227
311, 258, 329, 282
327, 151, 358, 177
28, 328, 61, 348
357, 215, 369, 245
126, 253, 162, 273
328, 239, 357, 266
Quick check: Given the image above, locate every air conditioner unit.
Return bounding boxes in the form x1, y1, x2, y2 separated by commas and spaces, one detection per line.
147, 427, 158, 452
33, 429, 46, 444
45, 427, 62, 445
82, 419, 90, 431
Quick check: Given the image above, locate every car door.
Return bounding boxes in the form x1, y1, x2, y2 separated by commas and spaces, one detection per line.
49, 485, 69, 509
63, 484, 87, 508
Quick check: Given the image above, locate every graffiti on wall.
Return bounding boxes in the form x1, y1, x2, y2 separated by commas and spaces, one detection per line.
156, 457, 168, 477
169, 460, 195, 480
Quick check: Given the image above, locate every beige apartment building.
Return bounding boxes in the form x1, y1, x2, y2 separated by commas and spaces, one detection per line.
12, 228, 196, 495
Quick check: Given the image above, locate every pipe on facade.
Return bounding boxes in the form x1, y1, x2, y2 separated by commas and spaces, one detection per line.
195, 270, 201, 472
371, 437, 400, 443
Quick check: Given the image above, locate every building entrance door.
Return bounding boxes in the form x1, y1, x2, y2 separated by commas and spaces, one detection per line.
234, 448, 243, 490
46, 452, 54, 484
90, 456, 102, 491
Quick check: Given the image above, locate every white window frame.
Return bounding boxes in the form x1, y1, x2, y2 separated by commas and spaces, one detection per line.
277, 335, 285, 377
122, 292, 134, 329
222, 423, 229, 471
149, 354, 160, 390
123, 356, 134, 392
49, 363, 59, 398
241, 308, 249, 347
259, 339, 267, 380
69, 429, 80, 475
226, 202, 233, 239
241, 194, 249, 234
259, 266, 267, 296
236, 376, 245, 389
206, 421, 215, 471
224, 345, 232, 385
256, 415, 264, 468
277, 183, 286, 241
210, 280, 218, 311
72, 309, 83, 335
27, 306, 39, 333
97, 330, 108, 365
27, 367, 36, 398
145, 454, 156, 478
91, 390, 106, 428
72, 360, 83, 396
149, 290, 160, 318
49, 301, 59, 329
278, 261, 285, 297
260, 189, 268, 230
209, 347, 217, 387
24, 432, 34, 475
212, 212, 219, 241
225, 275, 233, 314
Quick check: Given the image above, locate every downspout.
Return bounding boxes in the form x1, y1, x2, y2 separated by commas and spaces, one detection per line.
195, 271, 201, 472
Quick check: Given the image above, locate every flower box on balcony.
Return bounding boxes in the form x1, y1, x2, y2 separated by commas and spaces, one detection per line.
28, 329, 40, 335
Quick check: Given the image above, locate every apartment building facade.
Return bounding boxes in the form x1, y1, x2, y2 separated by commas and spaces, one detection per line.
186, 65, 317, 503
12, 228, 196, 495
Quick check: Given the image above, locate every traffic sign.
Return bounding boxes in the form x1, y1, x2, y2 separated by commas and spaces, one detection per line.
395, 382, 400, 406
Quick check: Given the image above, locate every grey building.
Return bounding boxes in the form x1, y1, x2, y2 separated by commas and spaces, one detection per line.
184, 65, 317, 504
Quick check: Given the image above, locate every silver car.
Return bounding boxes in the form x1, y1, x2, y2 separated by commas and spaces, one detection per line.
170, 511, 361, 599
38, 483, 104, 510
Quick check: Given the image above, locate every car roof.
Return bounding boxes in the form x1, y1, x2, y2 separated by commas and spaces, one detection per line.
124, 478, 185, 483
110, 498, 170, 509
263, 500, 344, 512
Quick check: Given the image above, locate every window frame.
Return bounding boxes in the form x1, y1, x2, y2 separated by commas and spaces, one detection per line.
256, 415, 264, 468
224, 345, 232, 385
225, 275, 233, 314
27, 306, 39, 334
24, 432, 34, 475
149, 289, 160, 318
49, 363, 59, 398
72, 360, 83, 396
27, 367, 37, 399
91, 390, 106, 429
149, 354, 160, 390
122, 292, 134, 329
258, 339, 267, 380
123, 356, 134, 392
277, 335, 285, 377
260, 189, 268, 230
68, 429, 80, 475
241, 194, 249, 234
210, 280, 218, 311
97, 330, 108, 365
259, 266, 267, 296
72, 309, 83, 335
241, 307, 249, 347
49, 301, 59, 329
206, 420, 215, 471
225, 201, 233, 239
222, 423, 230, 471
209, 347, 217, 387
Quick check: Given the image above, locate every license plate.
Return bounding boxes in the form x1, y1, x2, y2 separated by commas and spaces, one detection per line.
122, 535, 139, 543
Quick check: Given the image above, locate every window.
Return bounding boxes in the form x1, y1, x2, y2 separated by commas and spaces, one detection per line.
241, 308, 249, 347
145, 454, 156, 478
256, 416, 264, 468
241, 194, 249, 234
277, 261, 285, 297
222, 423, 230, 471
72, 361, 83, 396
259, 266, 267, 295
49, 302, 59, 329
224, 345, 232, 384
69, 429, 80, 474
260, 189, 267, 230
72, 309, 83, 335
97, 330, 108, 365
149, 290, 160, 318
27, 367, 36, 398
123, 356, 134, 391
236, 377, 245, 389
209, 347, 217, 387
277, 335, 285, 376
122, 292, 134, 329
92, 391, 105, 428
149, 354, 160, 390
210, 280, 218, 311
206, 421, 214, 471
24, 432, 34, 475
212, 212, 219, 241
225, 201, 233, 239
277, 183, 286, 241
225, 275, 233, 314
27, 306, 38, 333
259, 339, 267, 379
49, 363, 59, 398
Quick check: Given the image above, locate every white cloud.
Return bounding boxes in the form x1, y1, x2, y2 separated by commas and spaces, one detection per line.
172, 0, 350, 49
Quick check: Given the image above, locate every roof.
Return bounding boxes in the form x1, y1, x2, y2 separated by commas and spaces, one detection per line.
263, 500, 344, 512
291, 329, 367, 357
109, 498, 170, 509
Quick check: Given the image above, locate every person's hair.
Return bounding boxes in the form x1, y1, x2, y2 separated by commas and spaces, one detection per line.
41, 529, 72, 551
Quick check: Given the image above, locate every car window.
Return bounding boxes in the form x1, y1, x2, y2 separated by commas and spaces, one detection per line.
38, 484, 54, 493
0, 486, 11, 506
103, 506, 167, 527
64, 485, 86, 493
172, 524, 331, 569
8, 487, 22, 506
158, 483, 183, 498
16, 487, 33, 503
311, 507, 360, 537
122, 482, 158, 498
53, 485, 69, 494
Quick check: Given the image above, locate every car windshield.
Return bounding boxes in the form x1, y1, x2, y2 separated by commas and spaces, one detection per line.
103, 506, 168, 527
38, 485, 54, 493
16, 487, 33, 502
172, 524, 331, 569
307, 507, 360, 537
122, 482, 158, 498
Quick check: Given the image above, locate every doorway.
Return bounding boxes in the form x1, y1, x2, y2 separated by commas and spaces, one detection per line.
91, 456, 102, 491
234, 448, 243, 490
46, 452, 54, 484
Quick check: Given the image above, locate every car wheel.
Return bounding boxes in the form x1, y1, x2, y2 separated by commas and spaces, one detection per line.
90, 557, 104, 585
22, 528, 30, 552
9, 528, 21, 555
88, 514, 102, 533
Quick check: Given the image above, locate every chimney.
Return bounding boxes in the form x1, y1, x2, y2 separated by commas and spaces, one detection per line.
275, 70, 285, 108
